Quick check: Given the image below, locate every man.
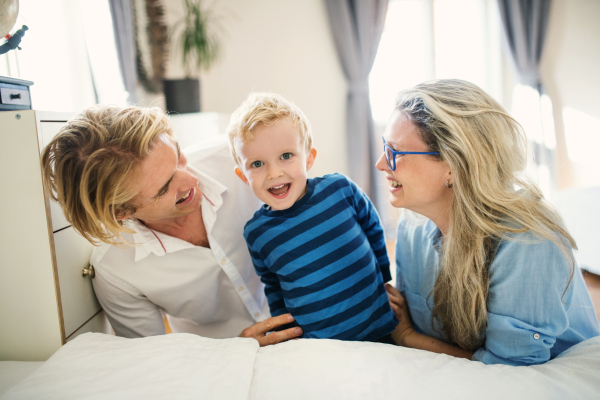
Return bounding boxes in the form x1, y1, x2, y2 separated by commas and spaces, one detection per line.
41, 105, 302, 345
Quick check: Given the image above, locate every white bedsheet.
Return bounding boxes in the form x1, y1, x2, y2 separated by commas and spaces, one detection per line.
2, 333, 599, 400
1, 334, 258, 400
251, 338, 600, 400
0, 362, 43, 397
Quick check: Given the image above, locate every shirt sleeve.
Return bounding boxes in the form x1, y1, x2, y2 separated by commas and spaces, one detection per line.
247, 244, 290, 318
472, 234, 574, 366
347, 177, 392, 282
92, 267, 165, 338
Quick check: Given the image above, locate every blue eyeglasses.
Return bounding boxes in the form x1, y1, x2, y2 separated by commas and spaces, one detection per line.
382, 136, 440, 171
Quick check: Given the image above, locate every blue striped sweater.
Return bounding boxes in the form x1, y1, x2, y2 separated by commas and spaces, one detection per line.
244, 173, 397, 341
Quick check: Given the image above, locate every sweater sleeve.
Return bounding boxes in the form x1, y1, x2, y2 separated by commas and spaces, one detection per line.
472, 235, 575, 366
347, 176, 391, 282
247, 242, 289, 317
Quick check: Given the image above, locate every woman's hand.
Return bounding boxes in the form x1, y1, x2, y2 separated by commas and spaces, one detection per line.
240, 313, 303, 347
385, 283, 415, 346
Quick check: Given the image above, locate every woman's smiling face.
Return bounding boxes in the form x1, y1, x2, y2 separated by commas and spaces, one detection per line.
376, 110, 453, 222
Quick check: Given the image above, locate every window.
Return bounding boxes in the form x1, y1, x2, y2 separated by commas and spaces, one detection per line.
368, 0, 507, 238
369, 0, 504, 122
0, 0, 125, 111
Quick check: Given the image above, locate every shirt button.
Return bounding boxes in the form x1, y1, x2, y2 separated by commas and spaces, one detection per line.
533, 333, 540, 340
254, 312, 260, 318
220, 259, 226, 265
237, 286, 244, 292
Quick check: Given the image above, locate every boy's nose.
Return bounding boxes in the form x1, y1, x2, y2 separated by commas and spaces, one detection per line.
267, 164, 284, 179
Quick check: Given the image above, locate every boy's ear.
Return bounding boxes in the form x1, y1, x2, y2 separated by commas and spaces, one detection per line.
306, 148, 317, 171
234, 167, 249, 185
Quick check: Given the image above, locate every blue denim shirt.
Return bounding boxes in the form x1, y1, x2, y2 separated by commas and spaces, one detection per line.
395, 215, 600, 366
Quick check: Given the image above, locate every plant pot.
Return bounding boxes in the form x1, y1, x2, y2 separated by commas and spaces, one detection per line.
163, 78, 201, 114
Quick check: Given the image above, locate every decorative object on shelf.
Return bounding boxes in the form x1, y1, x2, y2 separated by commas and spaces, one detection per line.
163, 0, 223, 114
0, 75, 33, 111
0, 0, 28, 55
133, 0, 169, 93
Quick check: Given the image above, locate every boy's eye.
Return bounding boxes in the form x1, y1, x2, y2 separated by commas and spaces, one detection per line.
251, 161, 264, 168
281, 153, 292, 160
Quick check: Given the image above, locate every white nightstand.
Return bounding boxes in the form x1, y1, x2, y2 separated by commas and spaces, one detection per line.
0, 110, 111, 361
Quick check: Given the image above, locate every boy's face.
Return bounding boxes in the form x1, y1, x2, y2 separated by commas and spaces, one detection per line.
234, 117, 317, 211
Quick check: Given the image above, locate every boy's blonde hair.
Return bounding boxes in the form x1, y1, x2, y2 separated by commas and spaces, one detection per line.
227, 92, 312, 164
41, 105, 175, 246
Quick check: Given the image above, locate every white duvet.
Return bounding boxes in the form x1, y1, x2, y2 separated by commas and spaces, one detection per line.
2, 333, 599, 400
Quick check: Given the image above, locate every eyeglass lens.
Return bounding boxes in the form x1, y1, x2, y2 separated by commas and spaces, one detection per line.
384, 145, 394, 170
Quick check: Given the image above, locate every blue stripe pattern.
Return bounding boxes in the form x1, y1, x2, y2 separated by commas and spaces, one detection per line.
244, 173, 397, 341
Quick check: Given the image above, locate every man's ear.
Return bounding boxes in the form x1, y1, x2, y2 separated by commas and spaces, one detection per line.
306, 148, 317, 171
114, 203, 135, 221
235, 167, 249, 185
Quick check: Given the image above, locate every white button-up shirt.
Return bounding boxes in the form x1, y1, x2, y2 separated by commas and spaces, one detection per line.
90, 136, 269, 338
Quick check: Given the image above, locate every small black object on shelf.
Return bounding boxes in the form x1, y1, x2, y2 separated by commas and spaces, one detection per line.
0, 76, 33, 111
163, 78, 200, 114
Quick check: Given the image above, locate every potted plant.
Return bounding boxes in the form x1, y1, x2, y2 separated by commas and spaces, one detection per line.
163, 0, 222, 113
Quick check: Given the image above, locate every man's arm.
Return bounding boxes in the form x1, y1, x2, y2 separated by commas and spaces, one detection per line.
240, 314, 303, 346
92, 269, 166, 338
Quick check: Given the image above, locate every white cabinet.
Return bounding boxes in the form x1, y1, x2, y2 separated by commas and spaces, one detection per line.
0, 110, 111, 361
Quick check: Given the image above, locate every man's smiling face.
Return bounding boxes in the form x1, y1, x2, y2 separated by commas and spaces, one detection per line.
127, 135, 202, 223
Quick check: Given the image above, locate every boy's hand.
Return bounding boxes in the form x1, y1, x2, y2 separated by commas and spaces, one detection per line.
385, 283, 414, 346
240, 313, 303, 346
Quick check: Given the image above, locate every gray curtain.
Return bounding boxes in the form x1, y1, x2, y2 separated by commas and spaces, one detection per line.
498, 0, 555, 193
109, 0, 138, 104
497, 0, 551, 91
324, 0, 388, 204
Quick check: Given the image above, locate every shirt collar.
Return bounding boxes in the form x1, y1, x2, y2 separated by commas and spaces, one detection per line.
191, 164, 227, 211
128, 165, 228, 262
426, 221, 443, 249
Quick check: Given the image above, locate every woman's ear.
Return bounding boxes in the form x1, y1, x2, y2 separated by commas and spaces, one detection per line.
306, 148, 317, 171
235, 167, 249, 185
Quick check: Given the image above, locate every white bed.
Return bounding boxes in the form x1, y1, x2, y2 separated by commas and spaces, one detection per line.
1, 333, 598, 400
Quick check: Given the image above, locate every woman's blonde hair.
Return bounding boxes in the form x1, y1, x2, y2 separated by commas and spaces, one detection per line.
395, 79, 576, 350
41, 105, 174, 246
226, 92, 313, 164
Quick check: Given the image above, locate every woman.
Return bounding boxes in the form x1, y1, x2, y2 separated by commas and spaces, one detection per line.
378, 79, 599, 365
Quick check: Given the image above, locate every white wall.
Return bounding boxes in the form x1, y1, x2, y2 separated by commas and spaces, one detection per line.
541, 0, 600, 189
149, 0, 349, 178
134, 0, 600, 190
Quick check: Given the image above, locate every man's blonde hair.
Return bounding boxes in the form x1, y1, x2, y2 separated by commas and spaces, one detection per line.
41, 105, 175, 246
226, 92, 312, 164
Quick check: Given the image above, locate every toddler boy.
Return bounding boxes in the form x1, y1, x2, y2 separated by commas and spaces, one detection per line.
227, 92, 397, 342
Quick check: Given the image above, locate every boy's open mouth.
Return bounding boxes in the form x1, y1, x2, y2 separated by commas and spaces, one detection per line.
268, 183, 290, 196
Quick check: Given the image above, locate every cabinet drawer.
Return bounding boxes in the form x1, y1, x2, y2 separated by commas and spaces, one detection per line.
54, 227, 100, 337
40, 121, 71, 232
